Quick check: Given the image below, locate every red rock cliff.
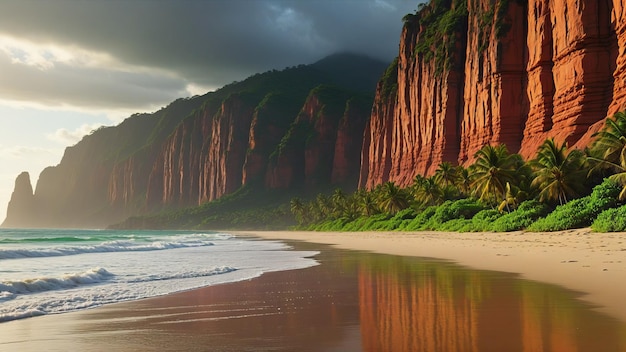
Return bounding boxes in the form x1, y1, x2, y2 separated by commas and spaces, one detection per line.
265, 86, 368, 190
361, 0, 626, 188
2, 55, 383, 229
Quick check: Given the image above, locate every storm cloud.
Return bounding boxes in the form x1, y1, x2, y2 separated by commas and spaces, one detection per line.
0, 0, 419, 112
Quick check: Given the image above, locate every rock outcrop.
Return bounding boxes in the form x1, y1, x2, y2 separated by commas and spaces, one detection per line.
1, 172, 35, 228
361, 0, 626, 188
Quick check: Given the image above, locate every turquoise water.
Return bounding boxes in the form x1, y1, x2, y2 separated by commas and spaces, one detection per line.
0, 228, 318, 322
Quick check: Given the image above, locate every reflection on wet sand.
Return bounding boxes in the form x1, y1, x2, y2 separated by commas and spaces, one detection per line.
2, 241, 625, 351
358, 255, 626, 351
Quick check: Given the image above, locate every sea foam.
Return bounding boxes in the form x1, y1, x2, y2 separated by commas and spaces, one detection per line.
0, 229, 318, 323
0, 238, 216, 260
0, 267, 114, 296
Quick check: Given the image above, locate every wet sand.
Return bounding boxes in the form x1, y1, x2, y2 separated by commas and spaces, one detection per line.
238, 229, 626, 322
2, 231, 626, 351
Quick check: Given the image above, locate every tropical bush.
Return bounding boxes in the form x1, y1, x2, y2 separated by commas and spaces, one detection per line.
591, 205, 626, 232
287, 111, 626, 234
488, 200, 550, 232
466, 209, 502, 231
403, 206, 438, 231
421, 198, 486, 230
527, 179, 620, 232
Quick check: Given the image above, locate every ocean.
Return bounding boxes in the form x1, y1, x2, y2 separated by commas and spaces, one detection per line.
0, 228, 318, 322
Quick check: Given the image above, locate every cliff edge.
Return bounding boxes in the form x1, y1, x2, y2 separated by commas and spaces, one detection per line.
360, 0, 626, 188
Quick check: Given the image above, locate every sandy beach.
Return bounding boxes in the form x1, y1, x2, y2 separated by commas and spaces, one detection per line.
236, 229, 626, 321
2, 229, 626, 351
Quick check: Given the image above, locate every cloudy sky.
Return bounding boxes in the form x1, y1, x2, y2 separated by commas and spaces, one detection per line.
0, 0, 419, 222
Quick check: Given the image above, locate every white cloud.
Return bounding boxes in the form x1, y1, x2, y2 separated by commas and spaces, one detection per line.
185, 83, 217, 97
47, 123, 104, 145
0, 35, 115, 71
0, 34, 193, 114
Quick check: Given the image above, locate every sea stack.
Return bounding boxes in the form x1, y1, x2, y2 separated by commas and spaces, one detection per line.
2, 172, 35, 228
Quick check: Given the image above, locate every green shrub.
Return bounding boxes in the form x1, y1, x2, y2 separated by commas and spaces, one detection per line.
591, 205, 626, 232
342, 217, 369, 232
392, 208, 418, 221
528, 179, 620, 232
358, 213, 393, 231
467, 209, 502, 231
422, 198, 486, 230
438, 218, 472, 231
404, 206, 438, 231
380, 218, 404, 231
587, 178, 621, 213
489, 200, 550, 232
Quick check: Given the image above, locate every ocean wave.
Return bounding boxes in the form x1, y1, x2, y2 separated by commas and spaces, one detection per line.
0, 236, 97, 244
0, 291, 16, 302
0, 238, 216, 260
0, 267, 114, 296
127, 266, 237, 283
0, 309, 46, 322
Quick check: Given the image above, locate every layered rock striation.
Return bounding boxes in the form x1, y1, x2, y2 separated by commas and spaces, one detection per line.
3, 54, 382, 228
361, 0, 626, 188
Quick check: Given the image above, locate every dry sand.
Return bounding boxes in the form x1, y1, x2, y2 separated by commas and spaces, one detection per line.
235, 228, 626, 321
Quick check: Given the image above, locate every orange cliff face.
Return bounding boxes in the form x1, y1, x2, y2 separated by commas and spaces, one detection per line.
266, 89, 368, 189
331, 99, 370, 185
361, 0, 626, 189
2, 55, 384, 229
145, 109, 212, 209
523, 0, 618, 154
359, 69, 397, 189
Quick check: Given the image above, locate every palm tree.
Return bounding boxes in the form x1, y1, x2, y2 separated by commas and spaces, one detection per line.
330, 189, 347, 218
290, 197, 305, 225
589, 111, 626, 199
315, 194, 332, 219
379, 181, 411, 214
434, 162, 458, 188
469, 144, 521, 206
413, 176, 443, 206
306, 201, 323, 223
498, 182, 529, 212
456, 166, 472, 196
355, 189, 379, 217
590, 111, 626, 167
530, 138, 587, 205
411, 174, 427, 192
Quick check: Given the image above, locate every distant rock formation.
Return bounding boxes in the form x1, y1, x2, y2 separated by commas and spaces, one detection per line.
2, 172, 35, 228
2, 54, 384, 228
360, 0, 626, 188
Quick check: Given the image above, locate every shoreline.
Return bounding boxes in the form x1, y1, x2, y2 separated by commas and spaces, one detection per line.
3, 230, 626, 350
233, 228, 626, 322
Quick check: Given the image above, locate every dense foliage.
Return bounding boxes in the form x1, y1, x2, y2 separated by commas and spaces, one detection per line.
112, 185, 297, 230
409, 0, 468, 74
292, 111, 626, 233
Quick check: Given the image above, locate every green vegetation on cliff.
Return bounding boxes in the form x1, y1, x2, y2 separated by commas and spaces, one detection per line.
290, 111, 626, 233
408, 0, 468, 74
110, 185, 297, 230
115, 111, 626, 232
4, 53, 386, 229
